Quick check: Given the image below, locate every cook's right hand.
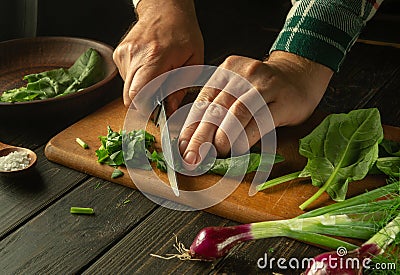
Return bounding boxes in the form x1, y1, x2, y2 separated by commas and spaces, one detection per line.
113, 0, 204, 114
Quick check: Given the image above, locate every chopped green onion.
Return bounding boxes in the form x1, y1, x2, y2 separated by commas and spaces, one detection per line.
111, 168, 124, 179
76, 138, 89, 149
123, 199, 131, 205
70, 207, 94, 215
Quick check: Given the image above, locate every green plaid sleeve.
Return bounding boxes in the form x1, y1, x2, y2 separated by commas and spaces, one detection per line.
270, 0, 383, 72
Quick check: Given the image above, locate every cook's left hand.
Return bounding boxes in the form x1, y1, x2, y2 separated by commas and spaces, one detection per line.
178, 51, 333, 166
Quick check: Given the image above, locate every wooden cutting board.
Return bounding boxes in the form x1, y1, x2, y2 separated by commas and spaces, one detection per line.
45, 98, 400, 224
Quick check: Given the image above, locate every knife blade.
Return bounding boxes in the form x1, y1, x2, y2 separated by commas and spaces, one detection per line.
156, 100, 180, 196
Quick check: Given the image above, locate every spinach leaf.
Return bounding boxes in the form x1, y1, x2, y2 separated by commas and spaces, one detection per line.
379, 139, 400, 157
0, 48, 104, 102
298, 108, 383, 209
96, 127, 155, 170
375, 157, 400, 177
111, 168, 124, 179
124, 129, 154, 170
147, 151, 167, 172
210, 153, 284, 176
95, 126, 124, 166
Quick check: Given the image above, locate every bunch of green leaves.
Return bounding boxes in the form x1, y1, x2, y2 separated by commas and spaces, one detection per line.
1, 48, 104, 102
297, 108, 383, 209
257, 108, 400, 210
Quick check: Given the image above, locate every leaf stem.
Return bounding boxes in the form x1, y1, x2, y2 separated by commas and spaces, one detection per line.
257, 171, 301, 191
299, 172, 334, 210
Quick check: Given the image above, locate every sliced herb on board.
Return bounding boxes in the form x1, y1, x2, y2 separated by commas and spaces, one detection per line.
111, 168, 124, 179
76, 138, 89, 149
96, 126, 284, 178
0, 48, 105, 103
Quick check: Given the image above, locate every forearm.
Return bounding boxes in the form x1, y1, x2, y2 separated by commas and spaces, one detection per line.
270, 0, 383, 72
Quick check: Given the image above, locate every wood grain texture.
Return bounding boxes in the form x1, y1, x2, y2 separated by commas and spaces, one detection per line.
0, 146, 88, 239
44, 98, 400, 225
83, 201, 234, 275
83, 201, 325, 274
0, 178, 158, 274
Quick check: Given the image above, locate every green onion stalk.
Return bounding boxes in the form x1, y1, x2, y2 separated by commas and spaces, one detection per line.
157, 182, 400, 261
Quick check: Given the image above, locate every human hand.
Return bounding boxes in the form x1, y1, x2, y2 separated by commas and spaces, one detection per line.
113, 0, 204, 114
178, 51, 333, 165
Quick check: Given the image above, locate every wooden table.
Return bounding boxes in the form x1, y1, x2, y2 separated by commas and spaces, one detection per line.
1, 35, 400, 274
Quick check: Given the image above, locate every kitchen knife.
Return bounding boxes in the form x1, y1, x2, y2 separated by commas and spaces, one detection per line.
155, 101, 180, 196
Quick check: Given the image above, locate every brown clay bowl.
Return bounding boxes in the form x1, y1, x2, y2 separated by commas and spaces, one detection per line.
0, 36, 121, 123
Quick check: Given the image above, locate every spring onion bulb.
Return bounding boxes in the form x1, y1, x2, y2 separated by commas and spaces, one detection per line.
305, 213, 400, 274
153, 182, 400, 261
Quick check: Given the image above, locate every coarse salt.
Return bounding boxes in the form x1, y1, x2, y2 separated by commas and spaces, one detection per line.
0, 151, 31, 171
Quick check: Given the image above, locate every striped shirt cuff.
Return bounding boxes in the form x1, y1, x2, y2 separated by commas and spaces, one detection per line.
270, 0, 381, 72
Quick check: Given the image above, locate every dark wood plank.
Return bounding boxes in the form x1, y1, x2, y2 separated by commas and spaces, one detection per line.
212, 237, 324, 274
0, 146, 88, 239
82, 203, 234, 274
83, 202, 325, 274
0, 178, 158, 274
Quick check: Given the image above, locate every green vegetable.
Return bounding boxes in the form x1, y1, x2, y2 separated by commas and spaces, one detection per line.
171, 181, 400, 261
97, 126, 284, 177
111, 168, 124, 179
96, 126, 124, 166
380, 139, 400, 157
375, 157, 400, 177
147, 150, 167, 172
210, 153, 284, 176
124, 129, 155, 170
304, 211, 400, 274
96, 126, 155, 169
1, 48, 104, 102
257, 171, 301, 191
76, 138, 89, 149
123, 199, 131, 205
70, 207, 95, 215
298, 108, 383, 210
